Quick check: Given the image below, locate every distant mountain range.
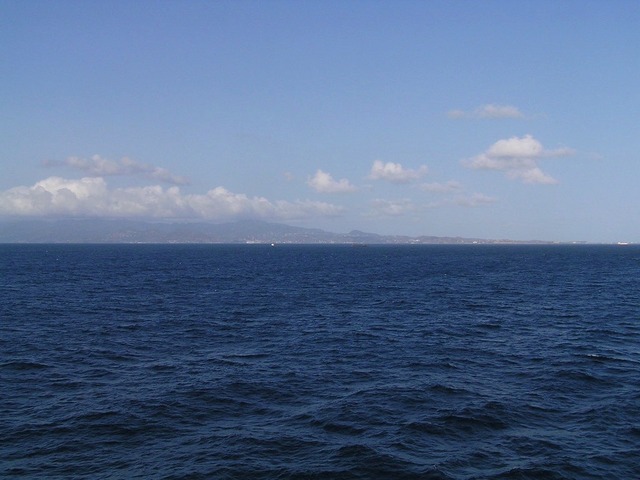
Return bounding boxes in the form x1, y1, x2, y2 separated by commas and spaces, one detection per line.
0, 218, 557, 244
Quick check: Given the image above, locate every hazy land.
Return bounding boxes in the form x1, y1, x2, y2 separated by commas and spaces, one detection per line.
0, 219, 586, 245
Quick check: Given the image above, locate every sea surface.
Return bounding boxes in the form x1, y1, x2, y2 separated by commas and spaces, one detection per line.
1, 244, 639, 479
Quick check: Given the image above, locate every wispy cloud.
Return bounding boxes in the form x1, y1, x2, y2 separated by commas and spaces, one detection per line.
453, 192, 497, 207
368, 160, 428, 184
369, 198, 415, 216
307, 169, 357, 193
420, 180, 463, 193
0, 176, 344, 220
44, 155, 190, 185
464, 134, 575, 184
420, 179, 495, 207
369, 190, 495, 216
448, 104, 524, 119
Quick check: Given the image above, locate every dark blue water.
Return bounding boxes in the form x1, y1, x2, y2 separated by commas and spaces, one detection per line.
1, 244, 639, 479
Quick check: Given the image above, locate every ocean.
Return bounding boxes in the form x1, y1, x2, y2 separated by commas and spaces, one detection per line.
1, 244, 639, 479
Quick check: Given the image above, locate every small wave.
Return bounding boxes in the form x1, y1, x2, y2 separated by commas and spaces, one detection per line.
334, 444, 452, 479
49, 379, 84, 390
66, 409, 180, 440
556, 368, 616, 385
74, 410, 121, 422
434, 403, 511, 435
438, 413, 509, 433
584, 353, 640, 364
93, 349, 141, 362
477, 322, 502, 329
486, 466, 570, 479
428, 384, 470, 396
116, 322, 142, 331
439, 362, 461, 370
0, 360, 51, 370
3, 423, 75, 444
404, 420, 447, 435
222, 352, 269, 360
628, 426, 640, 437
313, 420, 366, 435
148, 362, 178, 372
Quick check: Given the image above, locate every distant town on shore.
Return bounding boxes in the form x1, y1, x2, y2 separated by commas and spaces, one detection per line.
0, 218, 601, 245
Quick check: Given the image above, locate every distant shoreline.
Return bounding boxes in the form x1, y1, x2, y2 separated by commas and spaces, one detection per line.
0, 218, 627, 245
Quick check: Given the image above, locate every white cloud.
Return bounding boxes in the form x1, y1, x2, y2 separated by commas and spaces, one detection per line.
44, 155, 190, 185
420, 180, 463, 193
307, 169, 357, 193
369, 191, 495, 215
448, 104, 524, 119
368, 160, 428, 183
453, 193, 497, 207
0, 176, 344, 221
508, 167, 557, 184
485, 134, 543, 158
465, 134, 574, 184
418, 177, 495, 207
370, 198, 415, 216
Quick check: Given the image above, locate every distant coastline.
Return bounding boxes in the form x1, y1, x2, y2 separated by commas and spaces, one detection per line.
0, 218, 606, 245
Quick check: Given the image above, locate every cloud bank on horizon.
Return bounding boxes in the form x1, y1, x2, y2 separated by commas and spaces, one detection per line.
0, 174, 343, 221
1, 130, 569, 223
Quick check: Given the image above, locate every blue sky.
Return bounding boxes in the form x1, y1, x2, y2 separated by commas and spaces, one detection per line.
1, 0, 639, 242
